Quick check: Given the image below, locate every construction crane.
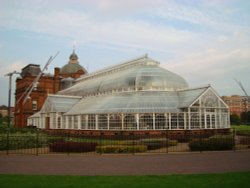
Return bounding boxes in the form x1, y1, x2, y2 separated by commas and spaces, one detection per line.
234, 78, 250, 124
16, 51, 60, 105
234, 78, 249, 102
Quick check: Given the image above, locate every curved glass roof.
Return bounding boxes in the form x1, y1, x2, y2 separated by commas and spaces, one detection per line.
58, 56, 189, 97
64, 87, 207, 115
65, 91, 180, 115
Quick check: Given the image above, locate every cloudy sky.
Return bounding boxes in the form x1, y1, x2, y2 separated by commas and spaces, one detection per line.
0, 0, 249, 106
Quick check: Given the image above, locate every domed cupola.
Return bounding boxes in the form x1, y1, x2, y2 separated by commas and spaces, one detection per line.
60, 50, 87, 77
69, 50, 78, 62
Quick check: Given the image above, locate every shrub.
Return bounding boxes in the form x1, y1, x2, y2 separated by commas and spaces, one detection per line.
0, 133, 47, 150
47, 137, 66, 144
96, 145, 147, 153
235, 130, 250, 136
49, 142, 97, 153
140, 138, 178, 150
189, 135, 235, 151
168, 140, 178, 146
239, 136, 250, 145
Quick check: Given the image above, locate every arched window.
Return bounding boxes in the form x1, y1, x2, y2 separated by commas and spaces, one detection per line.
88, 115, 95, 130
57, 116, 61, 129
124, 114, 137, 130
73, 115, 78, 129
109, 114, 122, 130
190, 113, 200, 129
155, 114, 167, 130
81, 115, 87, 129
178, 113, 184, 129
171, 113, 178, 129
98, 114, 108, 130
68, 116, 73, 129
139, 114, 153, 130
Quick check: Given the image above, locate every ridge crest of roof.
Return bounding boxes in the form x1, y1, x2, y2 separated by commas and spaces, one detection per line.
76, 54, 159, 82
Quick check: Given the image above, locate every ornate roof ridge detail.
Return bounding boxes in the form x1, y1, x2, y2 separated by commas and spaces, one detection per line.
178, 85, 210, 92
47, 94, 82, 99
76, 54, 159, 83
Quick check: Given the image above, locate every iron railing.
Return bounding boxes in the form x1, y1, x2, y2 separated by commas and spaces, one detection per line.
0, 129, 249, 155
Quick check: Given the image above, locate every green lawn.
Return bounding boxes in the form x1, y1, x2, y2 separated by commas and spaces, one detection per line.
0, 172, 249, 188
231, 125, 250, 136
232, 125, 250, 131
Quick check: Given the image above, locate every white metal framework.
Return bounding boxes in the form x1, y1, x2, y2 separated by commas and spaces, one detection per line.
27, 55, 230, 130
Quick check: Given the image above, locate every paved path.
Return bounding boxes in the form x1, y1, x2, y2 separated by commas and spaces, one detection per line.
0, 151, 250, 176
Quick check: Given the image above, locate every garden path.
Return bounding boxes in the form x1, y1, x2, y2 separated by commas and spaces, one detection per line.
0, 151, 250, 175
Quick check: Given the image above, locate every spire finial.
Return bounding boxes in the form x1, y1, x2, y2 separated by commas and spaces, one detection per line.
69, 48, 78, 62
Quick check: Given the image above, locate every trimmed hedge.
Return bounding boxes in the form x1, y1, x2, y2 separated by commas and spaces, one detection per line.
49, 142, 97, 152
239, 136, 250, 145
47, 137, 66, 144
96, 145, 147, 153
140, 138, 178, 150
189, 135, 235, 151
0, 134, 46, 150
235, 130, 250, 136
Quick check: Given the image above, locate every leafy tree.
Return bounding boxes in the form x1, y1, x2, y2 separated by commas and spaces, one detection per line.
230, 114, 241, 125
241, 111, 250, 124
0, 113, 2, 125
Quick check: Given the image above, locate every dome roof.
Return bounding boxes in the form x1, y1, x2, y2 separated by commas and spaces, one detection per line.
58, 56, 189, 96
60, 50, 87, 74
60, 63, 85, 74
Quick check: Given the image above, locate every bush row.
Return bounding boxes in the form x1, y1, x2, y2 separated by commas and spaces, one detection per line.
239, 136, 250, 145
0, 124, 38, 134
49, 142, 147, 153
49, 142, 97, 152
189, 135, 235, 151
111, 138, 178, 150
0, 133, 67, 151
96, 145, 147, 153
140, 139, 178, 150
48, 139, 177, 153
0, 135, 46, 150
235, 130, 250, 136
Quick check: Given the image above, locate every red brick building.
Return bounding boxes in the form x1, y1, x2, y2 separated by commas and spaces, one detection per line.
14, 51, 87, 128
221, 95, 250, 117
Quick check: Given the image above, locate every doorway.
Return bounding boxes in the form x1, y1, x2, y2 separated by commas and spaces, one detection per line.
45, 117, 50, 129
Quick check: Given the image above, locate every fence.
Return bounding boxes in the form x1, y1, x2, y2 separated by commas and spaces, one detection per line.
0, 129, 249, 155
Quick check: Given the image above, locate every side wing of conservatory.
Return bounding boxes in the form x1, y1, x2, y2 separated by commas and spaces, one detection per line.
36, 86, 230, 131
183, 86, 230, 130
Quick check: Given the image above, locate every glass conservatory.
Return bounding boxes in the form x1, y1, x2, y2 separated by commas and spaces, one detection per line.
27, 55, 230, 131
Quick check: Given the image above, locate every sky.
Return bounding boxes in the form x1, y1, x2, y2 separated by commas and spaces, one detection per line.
0, 0, 249, 106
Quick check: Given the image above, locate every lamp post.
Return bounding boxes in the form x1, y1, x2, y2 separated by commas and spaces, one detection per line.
5, 71, 20, 129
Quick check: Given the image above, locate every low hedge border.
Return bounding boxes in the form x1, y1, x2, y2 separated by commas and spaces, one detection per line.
96, 145, 147, 153
189, 135, 235, 151
49, 142, 98, 153
140, 139, 178, 150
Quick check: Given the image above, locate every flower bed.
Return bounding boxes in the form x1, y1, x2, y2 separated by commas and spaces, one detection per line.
49, 142, 97, 152
189, 135, 234, 151
96, 145, 147, 153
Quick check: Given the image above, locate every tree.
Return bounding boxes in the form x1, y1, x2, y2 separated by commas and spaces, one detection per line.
230, 114, 241, 125
241, 111, 250, 124
0, 113, 2, 125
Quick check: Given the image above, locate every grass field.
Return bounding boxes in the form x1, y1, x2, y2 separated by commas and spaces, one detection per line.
232, 125, 250, 136
232, 125, 250, 131
0, 172, 250, 188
